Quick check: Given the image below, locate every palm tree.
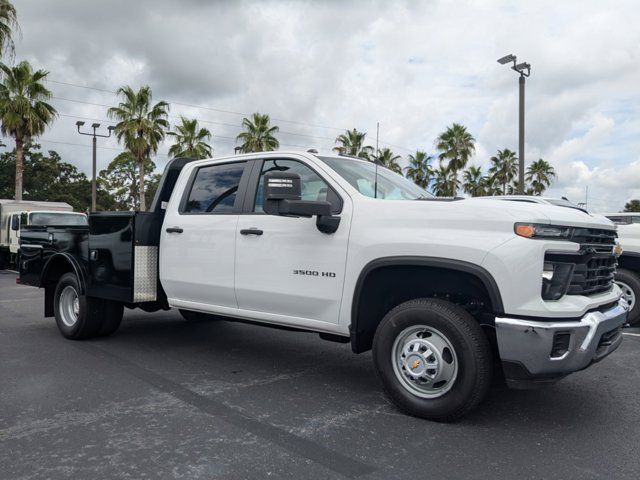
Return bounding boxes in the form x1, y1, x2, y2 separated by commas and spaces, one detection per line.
0, 61, 57, 201
435, 123, 475, 196
236, 112, 279, 153
478, 175, 499, 196
489, 149, 518, 195
108, 85, 169, 211
432, 165, 460, 197
168, 116, 212, 159
404, 150, 434, 189
0, 0, 18, 58
462, 166, 484, 197
333, 128, 374, 159
374, 147, 402, 174
526, 158, 556, 195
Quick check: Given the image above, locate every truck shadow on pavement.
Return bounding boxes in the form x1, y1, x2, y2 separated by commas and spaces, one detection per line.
86, 309, 625, 431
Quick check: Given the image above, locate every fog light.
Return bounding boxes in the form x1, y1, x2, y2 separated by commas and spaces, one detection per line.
550, 332, 571, 358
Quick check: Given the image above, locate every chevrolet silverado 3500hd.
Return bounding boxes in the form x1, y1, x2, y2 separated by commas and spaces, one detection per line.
18, 152, 627, 421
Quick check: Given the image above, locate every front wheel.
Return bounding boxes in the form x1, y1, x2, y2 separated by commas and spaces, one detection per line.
616, 268, 640, 326
373, 298, 492, 422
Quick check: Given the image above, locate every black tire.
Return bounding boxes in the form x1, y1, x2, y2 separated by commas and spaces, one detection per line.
0, 251, 5, 270
53, 272, 104, 340
97, 301, 124, 337
616, 268, 640, 326
372, 298, 492, 422
179, 309, 217, 322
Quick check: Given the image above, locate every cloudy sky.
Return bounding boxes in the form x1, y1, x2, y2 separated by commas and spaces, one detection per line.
9, 0, 640, 211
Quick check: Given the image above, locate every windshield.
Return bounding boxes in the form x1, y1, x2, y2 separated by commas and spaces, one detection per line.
319, 156, 432, 200
29, 212, 87, 226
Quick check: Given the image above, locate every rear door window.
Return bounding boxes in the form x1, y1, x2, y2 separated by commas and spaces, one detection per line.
183, 162, 247, 214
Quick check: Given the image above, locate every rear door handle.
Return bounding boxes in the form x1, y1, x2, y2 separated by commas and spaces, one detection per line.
166, 227, 183, 234
240, 228, 263, 236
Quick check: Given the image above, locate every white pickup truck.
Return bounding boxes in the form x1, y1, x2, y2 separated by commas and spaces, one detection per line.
18, 151, 628, 421
602, 213, 640, 325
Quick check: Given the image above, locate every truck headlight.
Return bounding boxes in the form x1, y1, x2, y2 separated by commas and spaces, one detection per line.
515, 223, 572, 239
541, 262, 574, 300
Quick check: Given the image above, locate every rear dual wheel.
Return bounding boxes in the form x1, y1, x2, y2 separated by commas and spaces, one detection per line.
54, 272, 123, 339
373, 298, 492, 422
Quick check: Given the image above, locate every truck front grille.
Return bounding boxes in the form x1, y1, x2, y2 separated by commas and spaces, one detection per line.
545, 227, 618, 297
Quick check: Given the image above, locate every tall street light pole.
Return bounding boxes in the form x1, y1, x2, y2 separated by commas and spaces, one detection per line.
497, 54, 531, 194
76, 121, 114, 211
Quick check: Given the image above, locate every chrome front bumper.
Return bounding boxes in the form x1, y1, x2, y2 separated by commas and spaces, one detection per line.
495, 299, 628, 388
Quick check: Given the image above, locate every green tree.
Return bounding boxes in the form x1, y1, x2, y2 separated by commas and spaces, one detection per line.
432, 164, 460, 197
478, 175, 500, 196
404, 150, 433, 189
145, 172, 162, 208
462, 166, 484, 197
525, 158, 556, 195
168, 116, 212, 159
0, 143, 115, 211
108, 85, 169, 211
333, 128, 374, 159
0, 60, 57, 201
624, 199, 640, 212
435, 123, 475, 196
98, 152, 157, 211
374, 147, 402, 174
236, 112, 279, 153
0, 0, 18, 58
488, 149, 518, 195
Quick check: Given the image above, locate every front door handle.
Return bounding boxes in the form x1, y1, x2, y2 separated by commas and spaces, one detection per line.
240, 228, 263, 236
166, 227, 183, 234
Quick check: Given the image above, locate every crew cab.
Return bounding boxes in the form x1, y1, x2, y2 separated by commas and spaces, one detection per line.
18, 152, 628, 421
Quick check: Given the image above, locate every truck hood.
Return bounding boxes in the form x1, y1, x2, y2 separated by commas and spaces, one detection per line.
459, 198, 616, 230
358, 197, 616, 232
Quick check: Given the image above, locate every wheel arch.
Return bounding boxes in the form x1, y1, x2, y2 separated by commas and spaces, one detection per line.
349, 256, 504, 353
618, 253, 640, 273
41, 253, 87, 317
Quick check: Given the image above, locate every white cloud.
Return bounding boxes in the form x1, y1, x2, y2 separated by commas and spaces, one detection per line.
5, 0, 640, 211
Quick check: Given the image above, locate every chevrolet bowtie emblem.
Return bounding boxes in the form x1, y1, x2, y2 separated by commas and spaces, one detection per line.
613, 243, 623, 257
411, 360, 421, 370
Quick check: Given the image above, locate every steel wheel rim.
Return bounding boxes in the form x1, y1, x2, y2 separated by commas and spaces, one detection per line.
59, 285, 80, 327
391, 325, 459, 399
617, 281, 636, 311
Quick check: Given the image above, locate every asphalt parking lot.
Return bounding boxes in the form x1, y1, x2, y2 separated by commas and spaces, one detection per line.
1, 270, 639, 479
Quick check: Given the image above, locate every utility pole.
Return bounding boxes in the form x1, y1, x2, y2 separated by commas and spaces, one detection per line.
374, 122, 380, 198
585, 185, 589, 211
76, 121, 114, 211
498, 54, 531, 194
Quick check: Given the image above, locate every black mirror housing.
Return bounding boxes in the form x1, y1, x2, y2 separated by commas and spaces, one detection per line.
262, 169, 341, 233
11, 215, 20, 231
264, 171, 302, 201
264, 171, 302, 216
279, 200, 331, 217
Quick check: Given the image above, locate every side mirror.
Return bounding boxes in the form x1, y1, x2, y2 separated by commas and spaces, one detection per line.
263, 171, 330, 217
263, 171, 340, 234
10, 215, 19, 231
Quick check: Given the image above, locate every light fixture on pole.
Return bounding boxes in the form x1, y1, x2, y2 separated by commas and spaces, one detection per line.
497, 54, 531, 194
76, 121, 115, 211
